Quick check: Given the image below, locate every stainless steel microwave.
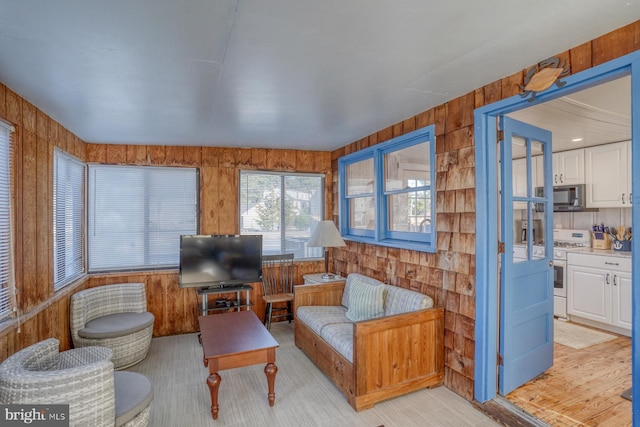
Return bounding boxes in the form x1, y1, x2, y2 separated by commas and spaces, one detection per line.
535, 184, 586, 212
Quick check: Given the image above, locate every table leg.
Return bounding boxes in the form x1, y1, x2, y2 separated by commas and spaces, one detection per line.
264, 362, 278, 406
207, 372, 221, 419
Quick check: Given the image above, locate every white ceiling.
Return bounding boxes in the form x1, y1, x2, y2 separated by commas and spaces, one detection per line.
0, 1, 639, 151
509, 75, 631, 154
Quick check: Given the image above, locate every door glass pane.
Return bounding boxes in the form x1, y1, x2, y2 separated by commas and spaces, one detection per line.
532, 140, 544, 195
513, 202, 527, 263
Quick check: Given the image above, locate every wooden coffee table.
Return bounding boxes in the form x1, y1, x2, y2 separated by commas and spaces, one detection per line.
198, 311, 279, 420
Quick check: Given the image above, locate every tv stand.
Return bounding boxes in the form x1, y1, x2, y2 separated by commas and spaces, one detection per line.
196, 285, 253, 316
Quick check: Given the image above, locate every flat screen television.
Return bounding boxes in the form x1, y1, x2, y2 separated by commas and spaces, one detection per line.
179, 234, 263, 289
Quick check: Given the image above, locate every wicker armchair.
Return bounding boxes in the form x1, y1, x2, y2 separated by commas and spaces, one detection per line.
0, 338, 152, 427
70, 283, 154, 369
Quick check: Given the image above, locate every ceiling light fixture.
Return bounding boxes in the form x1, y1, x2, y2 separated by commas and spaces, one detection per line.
571, 138, 584, 142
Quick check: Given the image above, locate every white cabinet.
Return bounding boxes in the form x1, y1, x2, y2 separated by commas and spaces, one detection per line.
567, 252, 631, 334
552, 149, 584, 186
585, 141, 631, 208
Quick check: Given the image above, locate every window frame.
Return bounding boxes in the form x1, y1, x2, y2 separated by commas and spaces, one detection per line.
239, 170, 325, 259
53, 148, 86, 290
338, 125, 436, 252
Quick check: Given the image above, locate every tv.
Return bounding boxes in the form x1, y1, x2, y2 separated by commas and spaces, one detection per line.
179, 234, 263, 289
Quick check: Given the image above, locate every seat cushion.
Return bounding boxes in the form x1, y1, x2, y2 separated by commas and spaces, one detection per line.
319, 322, 354, 363
114, 371, 153, 427
296, 306, 349, 335
79, 312, 155, 339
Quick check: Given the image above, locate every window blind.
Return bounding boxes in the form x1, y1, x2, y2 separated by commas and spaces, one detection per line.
53, 149, 85, 290
0, 120, 15, 321
88, 165, 198, 272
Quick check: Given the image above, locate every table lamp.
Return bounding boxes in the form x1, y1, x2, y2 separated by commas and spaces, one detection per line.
307, 220, 346, 279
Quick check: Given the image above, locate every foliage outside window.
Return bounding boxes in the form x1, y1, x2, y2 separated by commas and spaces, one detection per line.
53, 149, 85, 290
239, 171, 324, 259
339, 125, 436, 251
87, 165, 199, 272
0, 121, 14, 321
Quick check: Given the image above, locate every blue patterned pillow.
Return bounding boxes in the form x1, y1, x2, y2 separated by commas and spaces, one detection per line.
345, 280, 384, 322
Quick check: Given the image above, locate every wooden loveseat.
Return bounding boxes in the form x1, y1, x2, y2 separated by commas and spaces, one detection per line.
294, 273, 445, 411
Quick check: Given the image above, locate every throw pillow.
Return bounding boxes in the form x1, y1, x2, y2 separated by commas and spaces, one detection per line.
345, 280, 384, 322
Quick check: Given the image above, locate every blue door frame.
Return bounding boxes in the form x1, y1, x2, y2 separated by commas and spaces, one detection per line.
474, 50, 640, 424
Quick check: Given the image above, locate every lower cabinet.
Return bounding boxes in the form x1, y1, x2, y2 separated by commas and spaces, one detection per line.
567, 252, 631, 334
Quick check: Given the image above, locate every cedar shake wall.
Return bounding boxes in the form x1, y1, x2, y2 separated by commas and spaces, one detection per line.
329, 20, 640, 399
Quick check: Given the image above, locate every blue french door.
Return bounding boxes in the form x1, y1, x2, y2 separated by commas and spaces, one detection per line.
499, 116, 554, 395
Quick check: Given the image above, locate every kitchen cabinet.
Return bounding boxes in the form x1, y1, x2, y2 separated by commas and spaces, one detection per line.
585, 140, 631, 208
567, 252, 631, 334
552, 149, 584, 186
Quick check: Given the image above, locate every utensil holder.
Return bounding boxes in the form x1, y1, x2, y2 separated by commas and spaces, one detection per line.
591, 232, 611, 250
613, 239, 631, 252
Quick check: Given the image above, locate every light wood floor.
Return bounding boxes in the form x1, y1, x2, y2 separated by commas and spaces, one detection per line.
127, 320, 500, 427
505, 323, 632, 427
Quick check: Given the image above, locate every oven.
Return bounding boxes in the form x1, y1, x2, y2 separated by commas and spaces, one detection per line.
553, 255, 567, 318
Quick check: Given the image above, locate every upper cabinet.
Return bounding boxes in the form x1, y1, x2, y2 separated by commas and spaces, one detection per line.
585, 141, 631, 208
552, 149, 584, 186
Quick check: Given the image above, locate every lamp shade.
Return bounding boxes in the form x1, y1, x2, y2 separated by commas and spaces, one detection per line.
308, 220, 346, 248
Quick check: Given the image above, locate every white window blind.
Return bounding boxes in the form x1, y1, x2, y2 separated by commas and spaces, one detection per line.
88, 165, 198, 272
53, 149, 85, 290
0, 120, 15, 321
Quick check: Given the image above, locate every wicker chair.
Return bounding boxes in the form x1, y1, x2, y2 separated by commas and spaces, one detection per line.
0, 338, 153, 427
262, 253, 295, 330
70, 283, 154, 369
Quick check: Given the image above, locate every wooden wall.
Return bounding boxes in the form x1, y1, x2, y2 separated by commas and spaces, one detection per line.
85, 145, 332, 336
0, 18, 639, 403
329, 20, 640, 400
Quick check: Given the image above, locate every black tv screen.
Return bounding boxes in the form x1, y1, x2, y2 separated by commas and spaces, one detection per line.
179, 234, 262, 289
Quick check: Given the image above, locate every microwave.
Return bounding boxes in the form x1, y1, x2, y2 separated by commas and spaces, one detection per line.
535, 184, 586, 212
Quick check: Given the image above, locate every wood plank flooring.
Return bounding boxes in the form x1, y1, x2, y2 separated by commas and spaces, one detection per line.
505, 323, 632, 427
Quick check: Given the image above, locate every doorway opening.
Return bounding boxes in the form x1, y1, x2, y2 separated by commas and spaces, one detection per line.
474, 50, 640, 426
500, 76, 632, 425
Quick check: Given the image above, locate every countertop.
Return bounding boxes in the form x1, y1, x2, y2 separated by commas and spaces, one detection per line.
566, 247, 632, 258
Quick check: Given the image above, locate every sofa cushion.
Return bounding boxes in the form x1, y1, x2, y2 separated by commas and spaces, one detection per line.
319, 322, 354, 363
79, 312, 155, 339
341, 273, 385, 308
296, 306, 349, 335
384, 286, 433, 316
345, 279, 385, 322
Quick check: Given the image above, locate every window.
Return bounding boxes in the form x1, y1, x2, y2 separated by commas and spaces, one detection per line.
53, 149, 85, 290
0, 121, 15, 321
88, 165, 199, 272
339, 125, 436, 251
239, 171, 324, 259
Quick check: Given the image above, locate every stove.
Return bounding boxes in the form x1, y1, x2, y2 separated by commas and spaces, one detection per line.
552, 229, 591, 319
552, 229, 592, 260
